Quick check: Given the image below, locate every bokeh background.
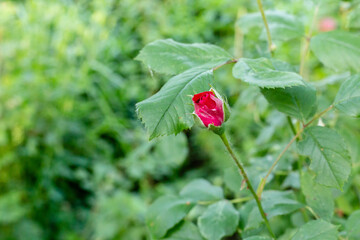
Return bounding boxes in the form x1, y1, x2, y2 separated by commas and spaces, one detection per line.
0, 0, 359, 239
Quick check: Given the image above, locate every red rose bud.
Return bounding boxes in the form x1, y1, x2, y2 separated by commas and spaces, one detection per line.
192, 90, 225, 128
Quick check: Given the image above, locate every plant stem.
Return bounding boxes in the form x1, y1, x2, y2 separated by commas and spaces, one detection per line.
198, 196, 253, 205
256, 0, 274, 55
305, 206, 319, 219
257, 129, 303, 196
287, 116, 297, 136
230, 196, 253, 204
220, 133, 276, 239
299, 5, 319, 77
303, 105, 333, 128
213, 59, 238, 71
257, 105, 334, 197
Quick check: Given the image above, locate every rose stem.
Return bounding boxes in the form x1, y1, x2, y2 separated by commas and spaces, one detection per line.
219, 133, 276, 239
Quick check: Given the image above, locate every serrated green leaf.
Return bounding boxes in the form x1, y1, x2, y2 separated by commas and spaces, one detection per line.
146, 196, 194, 239
297, 126, 351, 190
180, 179, 224, 202
238, 11, 304, 41
261, 81, 317, 121
198, 200, 239, 240
136, 39, 233, 75
232, 58, 304, 88
163, 221, 204, 240
334, 74, 360, 117
346, 210, 360, 240
310, 31, 360, 72
246, 191, 303, 229
136, 67, 214, 140
301, 171, 334, 221
291, 219, 338, 240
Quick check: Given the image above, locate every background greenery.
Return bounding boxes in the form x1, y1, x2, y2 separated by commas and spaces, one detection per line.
0, 0, 359, 239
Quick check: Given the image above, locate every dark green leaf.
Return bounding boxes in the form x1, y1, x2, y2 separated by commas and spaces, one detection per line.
261, 81, 317, 121
232, 58, 304, 88
146, 196, 194, 239
301, 171, 334, 221
334, 74, 360, 118
297, 126, 351, 190
136, 39, 232, 75
291, 219, 338, 240
137, 67, 213, 140
180, 179, 224, 202
198, 200, 239, 240
281, 172, 300, 189
310, 31, 360, 72
163, 221, 204, 240
243, 236, 272, 240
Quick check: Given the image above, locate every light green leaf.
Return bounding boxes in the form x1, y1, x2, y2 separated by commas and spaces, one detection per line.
238, 11, 304, 41
310, 31, 360, 72
334, 74, 360, 117
137, 67, 213, 140
346, 210, 360, 240
180, 179, 224, 202
261, 81, 317, 121
291, 219, 338, 240
246, 191, 303, 229
301, 171, 334, 221
232, 58, 304, 88
146, 196, 194, 239
0, 191, 28, 224
136, 39, 233, 75
198, 200, 239, 240
297, 126, 351, 190
163, 221, 204, 240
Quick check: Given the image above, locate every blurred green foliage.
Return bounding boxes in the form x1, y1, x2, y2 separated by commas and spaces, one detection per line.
0, 0, 359, 239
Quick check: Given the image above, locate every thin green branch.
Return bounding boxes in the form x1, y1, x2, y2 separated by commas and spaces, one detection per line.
303, 105, 333, 128
220, 133, 276, 239
198, 196, 253, 206
257, 105, 334, 197
300, 5, 319, 77
230, 196, 253, 204
257, 129, 303, 196
305, 206, 320, 219
256, 0, 274, 55
212, 59, 238, 71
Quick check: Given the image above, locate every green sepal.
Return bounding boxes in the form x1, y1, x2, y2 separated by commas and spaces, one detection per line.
192, 112, 206, 128
208, 124, 225, 136
209, 86, 231, 122
223, 101, 231, 122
